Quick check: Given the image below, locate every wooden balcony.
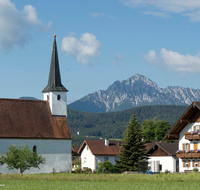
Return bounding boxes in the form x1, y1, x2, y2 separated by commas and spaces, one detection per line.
176, 150, 200, 159
184, 132, 200, 141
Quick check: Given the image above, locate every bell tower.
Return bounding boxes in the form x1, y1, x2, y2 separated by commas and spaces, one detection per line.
42, 34, 68, 116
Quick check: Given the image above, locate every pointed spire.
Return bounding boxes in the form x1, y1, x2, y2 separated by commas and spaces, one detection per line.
42, 35, 68, 93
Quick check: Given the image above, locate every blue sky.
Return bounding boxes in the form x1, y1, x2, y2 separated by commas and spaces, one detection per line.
1, 0, 200, 104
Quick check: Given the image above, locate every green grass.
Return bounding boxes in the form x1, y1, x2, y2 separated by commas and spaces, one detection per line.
0, 173, 200, 190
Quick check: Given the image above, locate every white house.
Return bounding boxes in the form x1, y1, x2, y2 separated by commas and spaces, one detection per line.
78, 139, 121, 171
0, 35, 72, 174
164, 102, 200, 173
146, 141, 178, 173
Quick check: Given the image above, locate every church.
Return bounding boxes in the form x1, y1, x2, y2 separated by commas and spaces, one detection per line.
0, 35, 72, 174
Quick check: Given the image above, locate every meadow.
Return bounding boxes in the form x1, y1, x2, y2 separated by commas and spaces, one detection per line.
0, 173, 200, 190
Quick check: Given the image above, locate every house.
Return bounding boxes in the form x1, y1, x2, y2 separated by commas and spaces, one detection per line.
164, 101, 200, 173
146, 141, 178, 173
0, 34, 72, 174
78, 139, 121, 171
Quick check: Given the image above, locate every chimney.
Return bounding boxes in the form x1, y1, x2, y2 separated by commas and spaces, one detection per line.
105, 138, 109, 146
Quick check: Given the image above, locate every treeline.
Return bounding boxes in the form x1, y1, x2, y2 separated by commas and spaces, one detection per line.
67, 105, 188, 145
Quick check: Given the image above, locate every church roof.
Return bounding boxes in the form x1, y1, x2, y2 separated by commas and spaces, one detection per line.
42, 35, 68, 93
0, 98, 72, 139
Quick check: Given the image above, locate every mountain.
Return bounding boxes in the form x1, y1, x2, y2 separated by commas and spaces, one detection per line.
67, 105, 188, 145
68, 74, 200, 113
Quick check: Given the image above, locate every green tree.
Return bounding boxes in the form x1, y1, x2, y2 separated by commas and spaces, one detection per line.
141, 120, 155, 142
0, 144, 45, 174
115, 113, 148, 171
141, 120, 171, 142
154, 121, 171, 141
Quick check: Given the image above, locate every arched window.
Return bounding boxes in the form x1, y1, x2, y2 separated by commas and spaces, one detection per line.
33, 145, 37, 153
57, 94, 61, 100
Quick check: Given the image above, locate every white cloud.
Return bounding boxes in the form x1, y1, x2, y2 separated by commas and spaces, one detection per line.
0, 0, 51, 51
61, 33, 101, 65
145, 48, 200, 73
142, 11, 170, 18
113, 52, 124, 65
91, 12, 105, 17
121, 0, 200, 21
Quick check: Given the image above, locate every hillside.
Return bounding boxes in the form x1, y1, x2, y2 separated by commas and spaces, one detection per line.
68, 105, 188, 145
68, 74, 200, 113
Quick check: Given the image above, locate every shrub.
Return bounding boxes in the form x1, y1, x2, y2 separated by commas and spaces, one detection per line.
193, 168, 199, 172
97, 161, 119, 174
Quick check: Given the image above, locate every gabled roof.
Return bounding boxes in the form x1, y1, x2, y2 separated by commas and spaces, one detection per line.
0, 98, 72, 139
164, 102, 200, 140
146, 141, 178, 156
78, 140, 122, 155
42, 35, 68, 93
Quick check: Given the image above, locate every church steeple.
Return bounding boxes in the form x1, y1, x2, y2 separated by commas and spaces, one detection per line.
42, 35, 68, 117
42, 35, 68, 93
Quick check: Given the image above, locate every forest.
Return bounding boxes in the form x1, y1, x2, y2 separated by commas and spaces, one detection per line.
67, 105, 188, 145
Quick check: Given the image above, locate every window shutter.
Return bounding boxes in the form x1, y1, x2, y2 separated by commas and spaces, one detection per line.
194, 126, 196, 131
183, 161, 185, 167
188, 144, 190, 150
182, 144, 185, 150
192, 160, 194, 167
198, 160, 200, 167
188, 161, 190, 167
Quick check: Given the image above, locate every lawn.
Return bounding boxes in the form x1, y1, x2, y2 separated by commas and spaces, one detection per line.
0, 173, 200, 190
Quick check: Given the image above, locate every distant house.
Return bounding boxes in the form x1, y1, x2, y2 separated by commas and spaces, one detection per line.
164, 101, 200, 173
146, 142, 178, 173
0, 35, 72, 174
78, 139, 121, 171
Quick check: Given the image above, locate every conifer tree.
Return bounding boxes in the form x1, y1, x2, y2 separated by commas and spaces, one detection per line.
115, 113, 148, 171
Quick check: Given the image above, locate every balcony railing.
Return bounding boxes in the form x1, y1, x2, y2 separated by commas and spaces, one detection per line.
176, 150, 200, 159
184, 132, 200, 141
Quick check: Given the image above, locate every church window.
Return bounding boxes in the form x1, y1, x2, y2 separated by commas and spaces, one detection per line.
57, 94, 61, 100
33, 145, 37, 153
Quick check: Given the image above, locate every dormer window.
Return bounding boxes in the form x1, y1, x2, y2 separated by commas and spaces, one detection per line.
57, 94, 61, 100
33, 145, 37, 153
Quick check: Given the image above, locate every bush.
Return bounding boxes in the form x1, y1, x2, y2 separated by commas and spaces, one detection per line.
164, 169, 170, 174
83, 167, 92, 174
97, 161, 119, 174
193, 168, 199, 172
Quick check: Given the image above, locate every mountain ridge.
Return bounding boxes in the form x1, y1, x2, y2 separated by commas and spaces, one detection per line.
68, 74, 200, 113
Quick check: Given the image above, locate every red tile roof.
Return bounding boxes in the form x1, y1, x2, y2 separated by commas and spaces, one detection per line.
78, 140, 122, 155
0, 98, 72, 139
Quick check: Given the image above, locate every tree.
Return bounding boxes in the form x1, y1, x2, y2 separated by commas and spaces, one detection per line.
141, 120, 155, 142
141, 120, 171, 142
154, 121, 171, 141
115, 113, 148, 171
0, 144, 46, 174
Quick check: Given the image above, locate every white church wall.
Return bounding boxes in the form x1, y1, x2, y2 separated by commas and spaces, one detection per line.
0, 138, 71, 174
43, 92, 67, 116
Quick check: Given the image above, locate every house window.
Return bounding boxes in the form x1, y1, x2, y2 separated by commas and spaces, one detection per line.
47, 95, 49, 101
185, 161, 189, 167
183, 143, 190, 150
195, 160, 198, 167
197, 126, 200, 132
159, 164, 162, 171
86, 146, 88, 150
33, 145, 37, 153
57, 94, 61, 100
104, 157, 108, 161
